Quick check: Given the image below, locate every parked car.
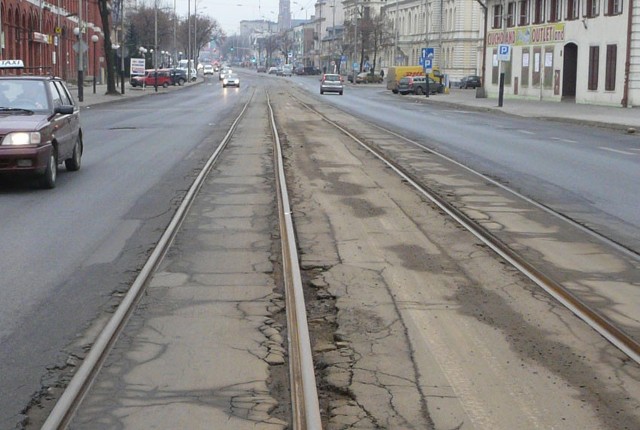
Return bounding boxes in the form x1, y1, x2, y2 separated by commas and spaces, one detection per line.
397, 76, 444, 95
222, 73, 240, 88
268, 67, 279, 75
320, 73, 344, 95
303, 66, 321, 75
348, 72, 383, 84
169, 68, 187, 85
257, 65, 267, 73
203, 64, 214, 75
460, 75, 481, 89
0, 72, 83, 188
130, 69, 173, 88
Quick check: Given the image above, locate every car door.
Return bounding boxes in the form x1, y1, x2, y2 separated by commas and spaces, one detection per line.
50, 80, 78, 160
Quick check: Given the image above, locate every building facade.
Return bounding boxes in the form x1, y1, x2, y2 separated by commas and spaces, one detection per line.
484, 0, 639, 106
381, 0, 483, 82
0, 0, 105, 83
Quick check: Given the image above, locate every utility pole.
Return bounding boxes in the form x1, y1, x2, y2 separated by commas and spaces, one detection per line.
394, 0, 399, 65
352, 0, 358, 84
77, 0, 84, 102
187, 0, 191, 82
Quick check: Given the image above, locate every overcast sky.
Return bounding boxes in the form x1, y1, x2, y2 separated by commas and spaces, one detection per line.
172, 0, 316, 35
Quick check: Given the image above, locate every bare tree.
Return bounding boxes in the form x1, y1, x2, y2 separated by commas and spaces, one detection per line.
97, 0, 118, 94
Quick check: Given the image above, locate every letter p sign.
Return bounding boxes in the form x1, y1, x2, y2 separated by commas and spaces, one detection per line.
498, 44, 511, 62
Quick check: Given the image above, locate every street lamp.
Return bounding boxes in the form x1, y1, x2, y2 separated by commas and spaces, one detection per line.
91, 34, 99, 94
73, 26, 83, 102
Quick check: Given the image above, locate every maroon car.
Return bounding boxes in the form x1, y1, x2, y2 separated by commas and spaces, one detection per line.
0, 74, 83, 188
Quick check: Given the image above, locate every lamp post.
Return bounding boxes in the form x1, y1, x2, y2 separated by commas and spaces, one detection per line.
91, 34, 99, 93
73, 26, 83, 102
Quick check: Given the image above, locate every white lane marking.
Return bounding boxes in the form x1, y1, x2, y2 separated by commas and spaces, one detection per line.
550, 137, 578, 143
599, 146, 637, 155
517, 129, 535, 135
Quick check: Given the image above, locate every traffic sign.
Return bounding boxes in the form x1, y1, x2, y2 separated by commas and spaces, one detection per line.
422, 47, 434, 72
498, 44, 511, 61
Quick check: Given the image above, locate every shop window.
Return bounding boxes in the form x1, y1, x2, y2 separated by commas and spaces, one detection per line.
522, 49, 530, 87
605, 44, 616, 91
588, 45, 599, 90
519, 0, 530, 25
566, 0, 580, 19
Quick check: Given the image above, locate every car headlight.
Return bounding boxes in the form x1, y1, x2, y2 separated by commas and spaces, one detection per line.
2, 132, 41, 146
223, 78, 228, 84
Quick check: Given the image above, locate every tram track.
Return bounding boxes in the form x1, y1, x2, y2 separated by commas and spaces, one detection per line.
287, 92, 640, 365
40, 90, 322, 429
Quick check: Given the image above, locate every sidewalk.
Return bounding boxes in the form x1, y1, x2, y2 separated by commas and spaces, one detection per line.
389, 86, 640, 132
67, 78, 202, 107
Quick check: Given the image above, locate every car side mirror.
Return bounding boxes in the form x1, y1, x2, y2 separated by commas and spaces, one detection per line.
55, 105, 74, 115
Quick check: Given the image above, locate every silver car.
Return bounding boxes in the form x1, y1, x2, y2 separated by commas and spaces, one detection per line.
222, 73, 240, 88
320, 74, 343, 95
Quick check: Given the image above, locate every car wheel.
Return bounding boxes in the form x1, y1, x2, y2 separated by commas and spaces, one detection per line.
65, 136, 82, 171
392, 89, 398, 94
40, 150, 57, 189
415, 87, 424, 95
340, 91, 343, 95
163, 82, 169, 88
320, 90, 324, 94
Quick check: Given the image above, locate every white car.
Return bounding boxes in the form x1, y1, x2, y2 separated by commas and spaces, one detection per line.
219, 68, 232, 81
222, 73, 240, 88
203, 64, 214, 75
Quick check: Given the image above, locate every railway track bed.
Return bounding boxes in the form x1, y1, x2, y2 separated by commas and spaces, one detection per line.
29, 84, 640, 429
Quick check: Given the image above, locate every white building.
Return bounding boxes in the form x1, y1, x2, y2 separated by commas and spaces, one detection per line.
484, 0, 639, 106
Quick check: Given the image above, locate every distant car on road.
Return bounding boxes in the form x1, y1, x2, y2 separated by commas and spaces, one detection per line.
320, 73, 344, 95
257, 65, 267, 73
222, 73, 240, 88
219, 68, 231, 80
460, 75, 481, 89
268, 67, 278, 75
0, 71, 82, 188
203, 64, 214, 75
281, 64, 293, 77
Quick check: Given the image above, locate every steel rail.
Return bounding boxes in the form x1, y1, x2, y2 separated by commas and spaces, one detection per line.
41, 94, 254, 430
267, 91, 323, 429
293, 96, 640, 365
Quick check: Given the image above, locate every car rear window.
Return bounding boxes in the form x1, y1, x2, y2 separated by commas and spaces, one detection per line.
324, 74, 340, 82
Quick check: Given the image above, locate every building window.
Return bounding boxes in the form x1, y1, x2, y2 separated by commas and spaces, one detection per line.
567, 0, 580, 19
549, 0, 562, 21
606, 0, 622, 15
533, 0, 546, 23
493, 4, 503, 28
507, 2, 517, 26
519, 0, 530, 25
588, 45, 599, 90
605, 44, 616, 91
585, 0, 599, 17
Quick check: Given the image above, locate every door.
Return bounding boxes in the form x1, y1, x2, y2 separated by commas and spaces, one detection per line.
562, 43, 578, 100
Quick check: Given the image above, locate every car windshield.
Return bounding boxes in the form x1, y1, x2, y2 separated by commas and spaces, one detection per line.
0, 80, 49, 111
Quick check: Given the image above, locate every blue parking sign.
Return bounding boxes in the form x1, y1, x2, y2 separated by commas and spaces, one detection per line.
422, 47, 434, 71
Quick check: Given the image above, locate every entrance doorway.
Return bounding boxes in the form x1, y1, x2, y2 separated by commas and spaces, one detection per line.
562, 43, 578, 101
